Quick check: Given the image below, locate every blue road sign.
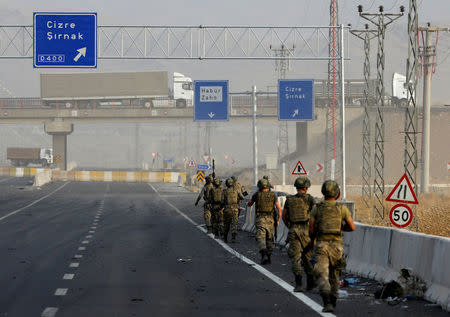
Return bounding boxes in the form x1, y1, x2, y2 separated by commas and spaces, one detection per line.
33, 12, 97, 68
197, 164, 212, 170
278, 79, 314, 121
194, 80, 229, 121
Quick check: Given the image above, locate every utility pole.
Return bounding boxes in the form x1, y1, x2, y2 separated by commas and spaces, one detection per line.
419, 25, 449, 193
271, 44, 294, 164
324, 0, 342, 183
252, 85, 258, 186
350, 24, 377, 208
403, 0, 419, 206
359, 5, 404, 220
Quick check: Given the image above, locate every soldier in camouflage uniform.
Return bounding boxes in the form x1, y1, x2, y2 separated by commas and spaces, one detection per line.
309, 180, 355, 313
282, 176, 316, 292
195, 175, 214, 234
209, 178, 224, 239
247, 179, 282, 265
222, 178, 244, 243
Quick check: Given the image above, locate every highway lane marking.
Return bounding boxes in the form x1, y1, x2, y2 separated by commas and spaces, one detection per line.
41, 307, 58, 317
150, 183, 335, 317
74, 254, 83, 258
78, 247, 86, 251
82, 240, 89, 244
0, 177, 12, 183
0, 182, 70, 222
54, 288, 68, 296
91, 226, 97, 229
86, 235, 93, 238
89, 230, 95, 233
69, 262, 80, 268
63, 274, 74, 280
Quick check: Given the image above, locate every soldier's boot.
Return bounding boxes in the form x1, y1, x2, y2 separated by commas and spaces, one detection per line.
321, 292, 334, 313
306, 274, 315, 291
260, 249, 268, 265
294, 275, 303, 292
330, 294, 337, 309
266, 253, 271, 264
231, 233, 236, 243
206, 226, 212, 234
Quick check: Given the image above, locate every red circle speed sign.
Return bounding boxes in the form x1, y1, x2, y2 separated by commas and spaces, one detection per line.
389, 204, 413, 228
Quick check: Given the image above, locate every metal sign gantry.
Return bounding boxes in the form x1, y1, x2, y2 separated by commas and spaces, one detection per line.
0, 22, 349, 189
0, 25, 347, 60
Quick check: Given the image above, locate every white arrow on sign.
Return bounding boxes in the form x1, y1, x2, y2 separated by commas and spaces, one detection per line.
208, 112, 215, 118
73, 47, 87, 62
292, 109, 299, 117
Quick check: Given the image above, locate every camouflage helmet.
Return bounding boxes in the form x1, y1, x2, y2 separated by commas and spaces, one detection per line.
263, 175, 269, 180
231, 175, 237, 181
321, 180, 340, 198
225, 178, 234, 187
258, 178, 270, 189
205, 175, 212, 183
294, 176, 311, 189
213, 178, 221, 186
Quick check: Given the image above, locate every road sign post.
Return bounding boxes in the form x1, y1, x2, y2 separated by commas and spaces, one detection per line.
278, 79, 314, 121
33, 12, 97, 68
194, 81, 229, 121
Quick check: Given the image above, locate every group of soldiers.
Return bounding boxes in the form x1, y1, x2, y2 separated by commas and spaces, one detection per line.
194, 175, 247, 243
195, 174, 355, 313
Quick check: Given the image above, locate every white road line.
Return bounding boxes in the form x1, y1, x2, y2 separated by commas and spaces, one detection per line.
78, 247, 86, 251
82, 240, 89, 244
74, 254, 83, 258
86, 235, 93, 238
0, 177, 12, 183
91, 226, 97, 229
150, 183, 335, 317
0, 182, 70, 222
69, 262, 79, 268
89, 230, 95, 233
63, 274, 74, 280
54, 288, 68, 296
41, 307, 58, 317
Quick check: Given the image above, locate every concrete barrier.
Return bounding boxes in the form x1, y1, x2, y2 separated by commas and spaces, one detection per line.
33, 169, 52, 187
344, 223, 450, 311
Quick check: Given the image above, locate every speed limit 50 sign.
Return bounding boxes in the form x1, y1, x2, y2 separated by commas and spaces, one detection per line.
389, 204, 413, 228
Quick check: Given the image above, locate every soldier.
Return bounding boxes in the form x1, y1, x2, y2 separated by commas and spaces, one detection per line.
222, 178, 244, 243
247, 179, 282, 265
209, 178, 224, 239
309, 180, 355, 313
194, 175, 214, 234
282, 176, 316, 292
263, 175, 274, 190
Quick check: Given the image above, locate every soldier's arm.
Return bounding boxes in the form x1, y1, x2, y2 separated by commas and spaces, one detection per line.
343, 216, 355, 232
238, 192, 245, 201
309, 217, 316, 237
247, 192, 257, 207
341, 206, 355, 232
274, 201, 282, 226
195, 187, 205, 205
282, 207, 289, 227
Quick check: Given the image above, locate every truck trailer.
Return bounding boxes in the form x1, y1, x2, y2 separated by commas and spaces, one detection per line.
40, 71, 193, 109
7, 147, 53, 167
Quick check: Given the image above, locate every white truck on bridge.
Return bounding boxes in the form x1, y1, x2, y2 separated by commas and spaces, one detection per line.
40, 71, 194, 109
6, 147, 53, 167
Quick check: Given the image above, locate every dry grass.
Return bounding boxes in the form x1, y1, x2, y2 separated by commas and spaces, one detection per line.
349, 190, 450, 238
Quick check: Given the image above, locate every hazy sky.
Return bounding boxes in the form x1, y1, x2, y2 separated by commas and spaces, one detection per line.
0, 0, 449, 104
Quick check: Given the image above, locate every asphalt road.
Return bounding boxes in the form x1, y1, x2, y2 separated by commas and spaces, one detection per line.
0, 178, 447, 317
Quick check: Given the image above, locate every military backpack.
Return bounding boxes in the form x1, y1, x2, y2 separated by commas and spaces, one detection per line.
315, 202, 343, 235
256, 191, 276, 214
286, 193, 311, 222
210, 187, 223, 204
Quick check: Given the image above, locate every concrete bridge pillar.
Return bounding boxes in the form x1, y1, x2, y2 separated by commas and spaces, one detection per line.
296, 122, 308, 156
45, 119, 73, 170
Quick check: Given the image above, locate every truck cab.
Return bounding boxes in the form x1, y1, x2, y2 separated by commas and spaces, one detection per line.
173, 72, 194, 108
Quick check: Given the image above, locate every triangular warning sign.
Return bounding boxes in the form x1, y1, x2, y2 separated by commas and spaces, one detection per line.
292, 161, 307, 175
187, 157, 196, 168
386, 173, 419, 205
